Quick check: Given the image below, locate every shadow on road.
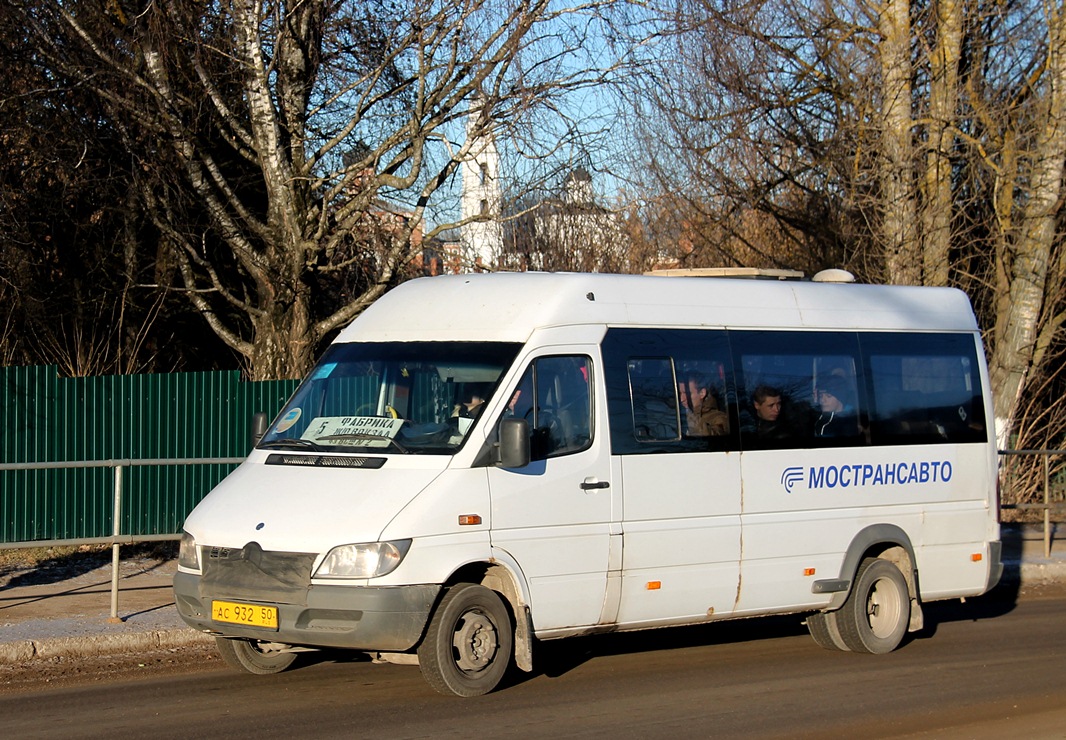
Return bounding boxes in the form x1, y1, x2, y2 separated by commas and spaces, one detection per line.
0, 542, 176, 590
523, 532, 1028, 684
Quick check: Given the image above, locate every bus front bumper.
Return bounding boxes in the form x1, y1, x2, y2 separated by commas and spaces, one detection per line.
173, 571, 440, 651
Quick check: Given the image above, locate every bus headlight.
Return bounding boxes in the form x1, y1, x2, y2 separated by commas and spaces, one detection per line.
314, 540, 412, 579
178, 531, 200, 571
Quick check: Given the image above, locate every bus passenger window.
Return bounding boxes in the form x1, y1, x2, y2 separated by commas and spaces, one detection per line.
628, 358, 680, 441
862, 333, 987, 445
601, 327, 737, 455
733, 330, 864, 449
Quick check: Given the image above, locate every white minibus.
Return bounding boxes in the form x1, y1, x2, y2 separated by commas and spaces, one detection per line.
174, 271, 1003, 696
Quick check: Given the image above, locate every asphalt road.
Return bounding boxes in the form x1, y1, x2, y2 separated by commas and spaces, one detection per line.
3, 583, 1065, 739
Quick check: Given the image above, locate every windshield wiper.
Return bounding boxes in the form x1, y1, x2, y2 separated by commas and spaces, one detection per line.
315, 433, 410, 454
258, 438, 326, 452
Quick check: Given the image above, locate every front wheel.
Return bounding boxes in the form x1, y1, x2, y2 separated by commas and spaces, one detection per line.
836, 557, 911, 654
215, 637, 297, 675
417, 583, 513, 697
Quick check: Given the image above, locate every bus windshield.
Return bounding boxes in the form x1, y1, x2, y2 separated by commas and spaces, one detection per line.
259, 341, 523, 455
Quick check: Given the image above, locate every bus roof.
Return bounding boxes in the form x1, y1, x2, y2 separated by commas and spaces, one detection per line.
337, 272, 980, 344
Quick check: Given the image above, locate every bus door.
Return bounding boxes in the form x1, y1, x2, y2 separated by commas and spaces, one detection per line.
487, 351, 619, 632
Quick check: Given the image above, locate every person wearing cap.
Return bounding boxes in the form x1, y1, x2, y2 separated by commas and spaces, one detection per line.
814, 376, 858, 437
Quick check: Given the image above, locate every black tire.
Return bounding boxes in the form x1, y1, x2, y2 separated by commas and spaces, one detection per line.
836, 557, 910, 654
215, 636, 297, 675
806, 610, 851, 651
417, 583, 513, 697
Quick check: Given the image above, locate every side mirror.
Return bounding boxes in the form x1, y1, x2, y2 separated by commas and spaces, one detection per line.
497, 418, 530, 468
250, 411, 269, 450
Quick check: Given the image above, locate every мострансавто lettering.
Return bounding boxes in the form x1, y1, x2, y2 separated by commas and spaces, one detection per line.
807, 460, 953, 490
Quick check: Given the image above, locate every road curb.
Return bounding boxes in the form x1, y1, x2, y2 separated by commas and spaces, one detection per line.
1017, 560, 1066, 584
0, 628, 213, 665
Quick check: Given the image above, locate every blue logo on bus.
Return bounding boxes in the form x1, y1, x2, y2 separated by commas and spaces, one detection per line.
781, 460, 953, 493
780, 467, 805, 494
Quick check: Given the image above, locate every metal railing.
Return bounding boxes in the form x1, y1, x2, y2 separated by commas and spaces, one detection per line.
999, 449, 1065, 559
0, 457, 243, 621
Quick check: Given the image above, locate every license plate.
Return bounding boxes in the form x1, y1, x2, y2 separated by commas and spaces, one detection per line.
211, 600, 279, 630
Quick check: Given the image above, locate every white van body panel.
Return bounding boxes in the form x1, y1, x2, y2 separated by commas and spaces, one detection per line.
372, 467, 492, 585
486, 340, 617, 633
341, 273, 979, 343
615, 452, 742, 626
181, 455, 447, 554
734, 443, 996, 613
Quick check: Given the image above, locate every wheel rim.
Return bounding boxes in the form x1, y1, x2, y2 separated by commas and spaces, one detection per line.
452, 609, 499, 673
866, 576, 904, 638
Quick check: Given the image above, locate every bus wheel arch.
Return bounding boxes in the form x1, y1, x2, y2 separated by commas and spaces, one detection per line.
831, 525, 923, 626
480, 563, 534, 674
809, 526, 926, 653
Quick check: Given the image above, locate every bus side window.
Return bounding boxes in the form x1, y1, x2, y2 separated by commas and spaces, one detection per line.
732, 330, 865, 449
601, 327, 737, 454
511, 356, 593, 461
628, 358, 680, 441
861, 333, 988, 445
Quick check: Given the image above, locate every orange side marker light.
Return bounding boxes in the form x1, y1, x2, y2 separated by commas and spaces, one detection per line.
458, 514, 482, 526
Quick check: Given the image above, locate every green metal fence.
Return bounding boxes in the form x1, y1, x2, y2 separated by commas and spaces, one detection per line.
0, 366, 299, 543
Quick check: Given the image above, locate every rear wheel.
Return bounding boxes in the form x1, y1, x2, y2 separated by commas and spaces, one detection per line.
836, 557, 910, 654
806, 610, 850, 651
215, 637, 297, 675
417, 583, 513, 697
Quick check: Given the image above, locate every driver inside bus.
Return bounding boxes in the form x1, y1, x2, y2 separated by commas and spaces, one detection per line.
453, 384, 488, 419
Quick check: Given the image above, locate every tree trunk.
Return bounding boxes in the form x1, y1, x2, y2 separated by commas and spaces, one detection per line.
248, 295, 316, 381
989, 2, 1066, 447
879, 0, 921, 285
922, 0, 962, 287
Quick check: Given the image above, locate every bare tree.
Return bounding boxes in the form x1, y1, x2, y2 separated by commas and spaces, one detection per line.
987, 2, 1066, 445
0, 10, 181, 375
619, 0, 1066, 459
11, 0, 619, 379
921, 0, 962, 287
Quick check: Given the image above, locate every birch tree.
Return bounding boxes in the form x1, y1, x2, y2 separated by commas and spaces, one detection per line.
921, 0, 962, 287
13, 0, 617, 379
988, 1, 1066, 445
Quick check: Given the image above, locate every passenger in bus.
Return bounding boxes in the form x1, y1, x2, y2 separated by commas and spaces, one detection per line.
752, 385, 788, 439
680, 373, 729, 436
814, 376, 858, 437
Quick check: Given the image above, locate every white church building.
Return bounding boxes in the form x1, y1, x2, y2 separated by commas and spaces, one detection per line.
458, 114, 504, 272
457, 114, 627, 274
